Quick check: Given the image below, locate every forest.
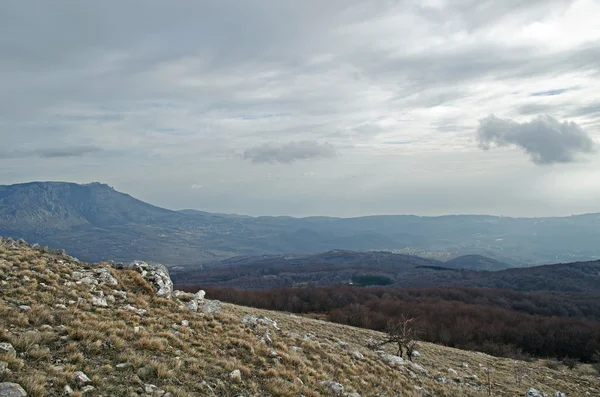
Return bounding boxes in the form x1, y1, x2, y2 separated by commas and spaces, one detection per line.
187, 285, 600, 362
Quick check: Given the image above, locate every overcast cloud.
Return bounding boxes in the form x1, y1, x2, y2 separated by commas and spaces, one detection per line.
243, 141, 336, 164
0, 0, 599, 217
476, 114, 596, 164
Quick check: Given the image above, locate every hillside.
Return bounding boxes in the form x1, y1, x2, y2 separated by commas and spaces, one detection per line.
2, 182, 600, 266
0, 238, 595, 397
171, 250, 600, 293
443, 255, 511, 271
170, 250, 451, 289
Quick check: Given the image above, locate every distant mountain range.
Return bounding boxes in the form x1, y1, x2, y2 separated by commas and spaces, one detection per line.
1, 181, 600, 266
171, 250, 600, 293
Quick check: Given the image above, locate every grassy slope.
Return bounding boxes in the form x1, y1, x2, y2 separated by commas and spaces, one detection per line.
0, 240, 597, 396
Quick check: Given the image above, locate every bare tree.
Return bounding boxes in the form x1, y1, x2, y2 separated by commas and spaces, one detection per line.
373, 314, 419, 360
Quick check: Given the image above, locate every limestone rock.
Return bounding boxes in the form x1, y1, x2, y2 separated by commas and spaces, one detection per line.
128, 261, 173, 298
0, 343, 16, 358
321, 380, 344, 394
526, 388, 546, 397
91, 296, 108, 307
93, 268, 118, 286
199, 300, 221, 314
229, 369, 242, 382
74, 371, 91, 385
242, 315, 278, 329
0, 382, 27, 396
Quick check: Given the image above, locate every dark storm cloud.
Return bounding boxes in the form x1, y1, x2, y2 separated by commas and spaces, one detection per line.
243, 141, 336, 164
476, 114, 596, 164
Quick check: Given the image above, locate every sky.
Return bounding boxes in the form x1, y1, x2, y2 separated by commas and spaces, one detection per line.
1, 0, 600, 217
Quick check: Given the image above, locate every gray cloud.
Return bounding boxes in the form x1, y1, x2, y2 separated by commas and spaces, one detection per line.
37, 146, 102, 158
530, 88, 570, 97
476, 114, 596, 164
1, 1, 600, 217
0, 146, 101, 160
243, 141, 336, 164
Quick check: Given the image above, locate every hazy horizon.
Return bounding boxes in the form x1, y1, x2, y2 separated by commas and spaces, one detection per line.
3, 179, 600, 219
1, 1, 599, 217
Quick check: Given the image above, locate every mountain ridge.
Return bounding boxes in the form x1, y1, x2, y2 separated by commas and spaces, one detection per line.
1, 181, 600, 266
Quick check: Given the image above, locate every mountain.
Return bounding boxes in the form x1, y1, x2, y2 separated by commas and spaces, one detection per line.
2, 181, 600, 266
443, 254, 511, 271
171, 249, 600, 293
0, 238, 591, 397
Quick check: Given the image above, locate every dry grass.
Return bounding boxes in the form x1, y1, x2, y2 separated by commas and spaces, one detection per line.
0, 238, 597, 396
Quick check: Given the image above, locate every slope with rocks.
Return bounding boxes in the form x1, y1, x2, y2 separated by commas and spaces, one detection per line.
0, 238, 596, 397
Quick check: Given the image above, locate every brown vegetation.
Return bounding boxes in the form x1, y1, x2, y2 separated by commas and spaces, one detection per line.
198, 285, 600, 362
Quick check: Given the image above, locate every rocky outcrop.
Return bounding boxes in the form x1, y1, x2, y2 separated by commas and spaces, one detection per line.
128, 261, 173, 298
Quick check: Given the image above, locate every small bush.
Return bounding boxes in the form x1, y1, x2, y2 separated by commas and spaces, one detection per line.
561, 357, 579, 369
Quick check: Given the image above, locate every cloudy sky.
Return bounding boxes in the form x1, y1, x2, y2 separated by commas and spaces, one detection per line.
1, 0, 600, 217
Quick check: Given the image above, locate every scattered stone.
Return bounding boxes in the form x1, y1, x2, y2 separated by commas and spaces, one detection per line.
128, 261, 173, 298
55, 304, 67, 310
379, 352, 404, 366
351, 350, 364, 360
0, 382, 27, 396
229, 369, 242, 382
172, 290, 194, 300
199, 300, 221, 314
116, 363, 130, 369
242, 315, 278, 329
74, 371, 91, 385
447, 368, 458, 376
63, 385, 73, 395
435, 376, 449, 384
344, 393, 361, 397
408, 362, 429, 377
526, 388, 546, 397
17, 305, 30, 312
461, 361, 469, 368
124, 305, 147, 316
194, 290, 206, 300
291, 346, 302, 352
91, 296, 108, 307
553, 393, 567, 397
0, 361, 8, 372
335, 339, 350, 350
321, 380, 344, 394
94, 267, 118, 286
0, 343, 16, 358
181, 320, 189, 327
77, 276, 98, 285
413, 385, 430, 396
81, 385, 95, 394
261, 330, 272, 345
411, 350, 421, 358
187, 300, 198, 312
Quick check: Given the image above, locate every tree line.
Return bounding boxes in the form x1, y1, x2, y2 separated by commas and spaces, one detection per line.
187, 285, 600, 362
